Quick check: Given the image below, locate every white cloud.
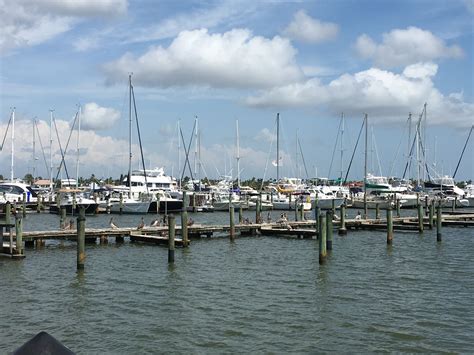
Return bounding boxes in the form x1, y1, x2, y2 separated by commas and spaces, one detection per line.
246, 62, 474, 127
354, 26, 464, 67
0, 0, 127, 54
103, 28, 304, 89
255, 128, 276, 143
284, 10, 339, 43
80, 102, 120, 130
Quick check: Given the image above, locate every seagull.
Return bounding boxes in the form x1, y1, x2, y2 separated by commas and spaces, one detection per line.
137, 217, 145, 230
150, 219, 159, 227
110, 217, 118, 229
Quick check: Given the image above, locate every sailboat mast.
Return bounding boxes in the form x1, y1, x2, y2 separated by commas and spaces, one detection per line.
364, 113, 368, 219
128, 74, 133, 198
276, 112, 280, 182
76, 105, 81, 188
32, 117, 36, 179
340, 112, 344, 184
194, 116, 198, 180
49, 109, 54, 192
407, 112, 412, 181
177, 119, 181, 189
10, 107, 15, 181
236, 119, 240, 187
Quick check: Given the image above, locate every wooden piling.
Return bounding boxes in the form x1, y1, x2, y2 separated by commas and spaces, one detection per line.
99, 236, 108, 245
22, 192, 26, 217
331, 198, 336, 216
294, 202, 298, 221
239, 205, 243, 224
314, 207, 320, 233
5, 202, 11, 225
452, 197, 456, 212
326, 211, 333, 251
77, 207, 86, 270
36, 196, 42, 213
15, 215, 23, 256
318, 214, 327, 264
60, 206, 66, 229
428, 201, 434, 229
417, 204, 424, 233
119, 193, 123, 215
386, 207, 393, 245
230, 206, 235, 240
436, 205, 442, 242
396, 199, 401, 217
168, 215, 175, 263
300, 204, 304, 221
424, 196, 429, 216
181, 192, 189, 247
338, 204, 347, 235
256, 198, 261, 223
375, 203, 380, 220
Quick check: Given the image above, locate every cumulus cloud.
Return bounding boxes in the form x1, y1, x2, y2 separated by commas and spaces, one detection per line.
80, 102, 120, 130
246, 62, 474, 127
354, 26, 464, 68
255, 128, 276, 143
0, 0, 127, 54
103, 28, 304, 89
284, 10, 339, 43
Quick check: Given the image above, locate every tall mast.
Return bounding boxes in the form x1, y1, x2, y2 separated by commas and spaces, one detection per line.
340, 112, 345, 184
364, 113, 368, 219
236, 119, 240, 187
10, 107, 15, 181
128, 74, 133, 198
407, 112, 412, 181
76, 104, 81, 188
194, 116, 198, 180
276, 112, 280, 182
177, 119, 181, 189
49, 109, 54, 191
32, 117, 36, 180
295, 129, 298, 177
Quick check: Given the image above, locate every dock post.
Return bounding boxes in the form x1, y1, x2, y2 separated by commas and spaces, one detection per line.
5, 201, 11, 225
230, 206, 235, 240
168, 215, 175, 263
326, 211, 333, 250
119, 193, 123, 215
15, 215, 23, 256
396, 199, 401, 217
425, 196, 429, 216
436, 204, 442, 242
318, 213, 327, 264
36, 196, 42, 213
294, 203, 299, 221
452, 197, 456, 212
300, 203, 304, 221
332, 198, 336, 216
338, 203, 347, 235
255, 199, 261, 224
375, 203, 380, 220
428, 201, 434, 229
77, 206, 86, 270
181, 192, 189, 247
239, 205, 243, 224
60, 206, 66, 229
314, 207, 320, 233
387, 207, 393, 245
22, 192, 27, 217
417, 203, 424, 233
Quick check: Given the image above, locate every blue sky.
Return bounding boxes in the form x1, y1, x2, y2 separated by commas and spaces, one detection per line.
1, 0, 473, 182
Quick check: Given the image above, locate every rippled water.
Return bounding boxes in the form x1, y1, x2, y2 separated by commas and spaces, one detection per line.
1, 210, 473, 353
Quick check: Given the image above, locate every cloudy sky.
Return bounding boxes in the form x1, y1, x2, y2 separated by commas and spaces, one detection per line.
1, 0, 473, 182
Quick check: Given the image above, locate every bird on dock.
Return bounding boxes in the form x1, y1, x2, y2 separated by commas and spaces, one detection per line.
63, 219, 74, 230
187, 217, 194, 226
150, 218, 159, 227
137, 217, 145, 230
110, 217, 118, 229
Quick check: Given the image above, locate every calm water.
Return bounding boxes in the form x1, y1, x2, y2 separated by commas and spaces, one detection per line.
1, 210, 473, 354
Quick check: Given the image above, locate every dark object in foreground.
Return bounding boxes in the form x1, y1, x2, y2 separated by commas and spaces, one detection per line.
12, 331, 75, 355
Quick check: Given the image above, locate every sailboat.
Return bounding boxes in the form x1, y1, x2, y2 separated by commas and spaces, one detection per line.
107, 75, 152, 214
